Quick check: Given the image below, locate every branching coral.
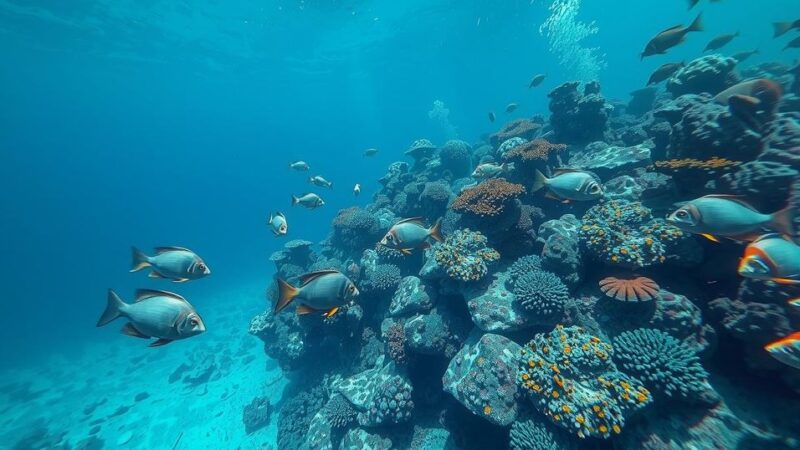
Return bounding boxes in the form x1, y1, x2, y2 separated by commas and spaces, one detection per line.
503, 139, 567, 162
509, 255, 544, 284
513, 270, 569, 323
518, 325, 651, 439
612, 328, 711, 401
490, 119, 541, 148
510, 417, 577, 450
428, 229, 500, 282
579, 200, 693, 269
451, 179, 526, 217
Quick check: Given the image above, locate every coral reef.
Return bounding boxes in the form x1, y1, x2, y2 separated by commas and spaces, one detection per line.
599, 276, 659, 302
612, 328, 713, 402
568, 141, 651, 178
518, 326, 652, 439
548, 81, 611, 144
443, 333, 522, 426
490, 119, 541, 148
512, 270, 569, 324
509, 416, 577, 450
388, 276, 435, 317
666, 54, 740, 97
421, 229, 500, 282
451, 179, 526, 217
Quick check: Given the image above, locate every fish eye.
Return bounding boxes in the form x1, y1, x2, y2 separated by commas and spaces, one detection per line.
590, 184, 600, 193
198, 263, 206, 271
190, 318, 198, 326
676, 210, 688, 218
348, 285, 355, 292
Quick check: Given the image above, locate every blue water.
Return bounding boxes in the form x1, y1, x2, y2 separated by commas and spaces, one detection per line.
1, 0, 799, 448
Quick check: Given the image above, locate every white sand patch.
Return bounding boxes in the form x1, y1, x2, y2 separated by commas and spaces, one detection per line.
0, 281, 284, 450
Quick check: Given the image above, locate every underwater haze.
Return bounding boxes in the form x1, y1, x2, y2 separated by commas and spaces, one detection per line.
2, 0, 800, 448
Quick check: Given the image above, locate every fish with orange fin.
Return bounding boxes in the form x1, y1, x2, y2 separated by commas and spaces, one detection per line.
379, 217, 443, 255
738, 234, 800, 284
765, 332, 800, 370
275, 270, 359, 318
713, 79, 782, 131
666, 195, 795, 242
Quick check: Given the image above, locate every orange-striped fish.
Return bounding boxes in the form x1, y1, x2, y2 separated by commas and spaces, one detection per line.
738, 234, 800, 284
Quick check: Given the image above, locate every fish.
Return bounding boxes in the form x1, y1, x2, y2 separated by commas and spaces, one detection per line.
713, 79, 783, 131
641, 14, 703, 59
505, 103, 518, 113
784, 35, 800, 50
275, 270, 359, 318
704, 32, 739, 52
96, 289, 206, 347
738, 234, 800, 284
268, 211, 288, 237
291, 193, 325, 209
379, 217, 443, 255
531, 169, 604, 202
765, 332, 800, 370
529, 74, 546, 88
130, 247, 210, 282
289, 161, 310, 171
471, 162, 515, 179
363, 148, 379, 157
488, 112, 496, 123
647, 62, 684, 85
666, 195, 794, 242
353, 183, 361, 196
309, 175, 333, 189
773, 20, 800, 38
731, 49, 759, 62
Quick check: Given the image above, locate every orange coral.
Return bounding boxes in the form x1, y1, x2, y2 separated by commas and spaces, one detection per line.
489, 119, 541, 147
451, 179, 526, 217
653, 157, 740, 172
503, 139, 567, 162
598, 276, 660, 302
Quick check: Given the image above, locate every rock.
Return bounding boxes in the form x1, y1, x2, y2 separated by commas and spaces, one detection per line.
569, 141, 651, 179
666, 54, 740, 97
334, 357, 414, 427
442, 333, 522, 426
243, 396, 273, 435
389, 277, 435, 317
340, 428, 392, 450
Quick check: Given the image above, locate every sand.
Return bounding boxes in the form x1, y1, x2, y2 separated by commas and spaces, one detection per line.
0, 282, 283, 450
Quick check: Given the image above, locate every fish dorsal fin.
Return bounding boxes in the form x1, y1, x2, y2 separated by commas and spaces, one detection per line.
277, 211, 286, 219
552, 168, 582, 176
396, 217, 425, 227
659, 24, 684, 34
298, 270, 340, 286
135, 289, 188, 303
703, 194, 757, 210
155, 246, 191, 254
752, 232, 783, 244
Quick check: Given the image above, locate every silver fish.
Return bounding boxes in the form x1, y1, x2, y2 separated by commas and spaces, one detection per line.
472, 162, 515, 179
738, 233, 800, 284
379, 217, 443, 255
268, 211, 288, 237
532, 169, 603, 202
275, 270, 359, 318
364, 148, 379, 157
289, 161, 310, 171
291, 193, 325, 209
354, 183, 361, 196
666, 195, 793, 242
97, 289, 206, 347
505, 103, 518, 113
529, 74, 546, 88
131, 246, 210, 282
309, 175, 333, 189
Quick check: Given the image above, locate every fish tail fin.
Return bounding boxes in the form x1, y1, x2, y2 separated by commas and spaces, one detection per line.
97, 289, 126, 327
771, 205, 796, 240
275, 279, 299, 313
773, 22, 792, 38
532, 170, 548, 193
688, 13, 703, 33
429, 218, 444, 242
291, 195, 299, 206
130, 247, 151, 272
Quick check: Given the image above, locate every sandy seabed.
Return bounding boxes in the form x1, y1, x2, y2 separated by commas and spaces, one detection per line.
0, 283, 283, 450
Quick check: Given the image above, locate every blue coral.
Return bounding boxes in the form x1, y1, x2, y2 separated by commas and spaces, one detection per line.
508, 255, 543, 285
612, 328, 711, 401
512, 270, 568, 323
509, 418, 577, 450
518, 326, 652, 439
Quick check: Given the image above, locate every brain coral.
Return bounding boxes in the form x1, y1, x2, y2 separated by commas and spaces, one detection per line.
518, 325, 652, 439
424, 229, 500, 282
579, 200, 696, 269
451, 179, 526, 217
512, 270, 569, 323
612, 328, 711, 402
